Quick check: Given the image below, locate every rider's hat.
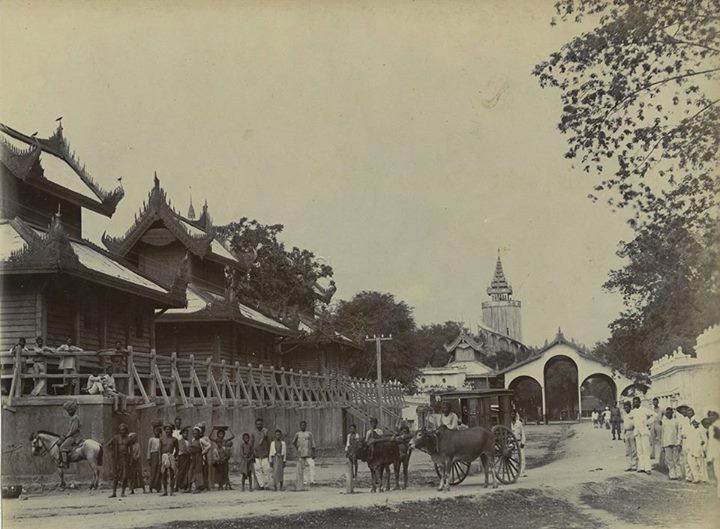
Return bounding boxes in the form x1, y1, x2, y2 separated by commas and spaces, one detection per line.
62, 400, 78, 413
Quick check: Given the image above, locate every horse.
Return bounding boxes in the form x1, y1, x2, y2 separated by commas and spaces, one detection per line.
411, 426, 496, 491
30, 431, 103, 489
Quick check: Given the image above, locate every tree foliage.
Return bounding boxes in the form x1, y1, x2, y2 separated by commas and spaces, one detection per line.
534, 0, 719, 225
599, 217, 720, 371
412, 321, 469, 367
536, 0, 720, 373
332, 291, 418, 385
216, 218, 333, 316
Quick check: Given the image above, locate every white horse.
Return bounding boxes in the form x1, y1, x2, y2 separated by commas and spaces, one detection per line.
30, 431, 103, 489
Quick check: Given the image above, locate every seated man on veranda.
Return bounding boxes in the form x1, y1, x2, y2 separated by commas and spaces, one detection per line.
86, 368, 104, 394
101, 366, 128, 415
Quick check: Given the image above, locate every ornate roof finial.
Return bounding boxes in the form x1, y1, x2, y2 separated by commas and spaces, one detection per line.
556, 327, 564, 341
486, 253, 512, 301
55, 116, 63, 131
187, 186, 196, 219
153, 171, 160, 189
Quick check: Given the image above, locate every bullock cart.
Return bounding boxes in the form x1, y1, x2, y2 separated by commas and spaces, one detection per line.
428, 389, 521, 486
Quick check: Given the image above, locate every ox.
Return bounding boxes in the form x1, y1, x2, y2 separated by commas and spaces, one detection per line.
411, 426, 497, 491
353, 437, 409, 492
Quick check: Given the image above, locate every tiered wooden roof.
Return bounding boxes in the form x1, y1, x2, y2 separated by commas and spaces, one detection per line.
102, 174, 256, 269
160, 283, 293, 336
487, 254, 513, 299
0, 122, 124, 216
0, 212, 187, 307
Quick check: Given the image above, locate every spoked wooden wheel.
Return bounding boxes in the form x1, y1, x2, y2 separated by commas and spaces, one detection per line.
492, 425, 520, 484
434, 460, 471, 486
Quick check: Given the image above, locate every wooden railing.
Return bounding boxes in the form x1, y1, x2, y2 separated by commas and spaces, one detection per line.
0, 347, 405, 420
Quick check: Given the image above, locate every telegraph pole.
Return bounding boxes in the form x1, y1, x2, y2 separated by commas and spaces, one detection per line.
365, 334, 392, 427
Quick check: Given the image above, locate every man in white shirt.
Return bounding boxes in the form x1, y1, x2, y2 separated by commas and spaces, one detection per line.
629, 396, 656, 474
660, 407, 681, 479
172, 417, 184, 441
511, 410, 527, 477
621, 401, 637, 471
365, 417, 383, 441
439, 402, 459, 431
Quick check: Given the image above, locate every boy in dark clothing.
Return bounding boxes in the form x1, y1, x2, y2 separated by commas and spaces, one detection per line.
239, 432, 255, 491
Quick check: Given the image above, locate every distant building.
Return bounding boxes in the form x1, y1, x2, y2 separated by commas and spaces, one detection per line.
481, 255, 522, 342
417, 256, 529, 393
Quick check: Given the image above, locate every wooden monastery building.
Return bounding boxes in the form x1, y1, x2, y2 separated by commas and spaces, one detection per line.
0, 122, 186, 358
102, 176, 360, 376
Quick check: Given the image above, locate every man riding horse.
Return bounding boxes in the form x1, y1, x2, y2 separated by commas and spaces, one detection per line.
59, 400, 82, 468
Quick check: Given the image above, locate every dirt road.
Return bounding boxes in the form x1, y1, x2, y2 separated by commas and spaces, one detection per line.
2, 423, 718, 529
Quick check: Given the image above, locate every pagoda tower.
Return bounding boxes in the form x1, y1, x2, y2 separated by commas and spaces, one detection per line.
481, 255, 522, 342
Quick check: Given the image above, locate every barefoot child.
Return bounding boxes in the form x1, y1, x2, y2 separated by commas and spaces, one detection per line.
175, 427, 191, 492
147, 420, 162, 492
160, 424, 179, 496
108, 423, 130, 498
211, 426, 235, 490
269, 429, 287, 491
189, 425, 205, 493
127, 432, 145, 493
239, 432, 255, 491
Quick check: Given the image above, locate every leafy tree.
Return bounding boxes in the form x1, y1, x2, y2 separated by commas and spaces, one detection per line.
484, 349, 518, 371
216, 218, 334, 316
535, 0, 720, 372
412, 321, 469, 367
534, 0, 719, 225
332, 291, 417, 385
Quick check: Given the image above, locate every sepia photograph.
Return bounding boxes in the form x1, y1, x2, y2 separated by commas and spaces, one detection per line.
0, 1, 718, 528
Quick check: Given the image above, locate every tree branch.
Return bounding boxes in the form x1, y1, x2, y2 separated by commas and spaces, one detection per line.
603, 67, 720, 121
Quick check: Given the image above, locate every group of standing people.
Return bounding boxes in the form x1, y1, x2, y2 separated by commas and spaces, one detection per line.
106, 416, 317, 497
595, 396, 720, 497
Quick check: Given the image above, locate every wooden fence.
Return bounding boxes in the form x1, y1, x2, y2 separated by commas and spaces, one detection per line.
0, 346, 405, 427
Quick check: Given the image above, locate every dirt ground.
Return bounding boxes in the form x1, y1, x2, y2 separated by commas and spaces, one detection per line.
3, 423, 719, 529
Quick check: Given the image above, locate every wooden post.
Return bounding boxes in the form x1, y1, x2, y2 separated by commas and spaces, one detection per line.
170, 352, 177, 399
205, 357, 213, 400
127, 346, 134, 397
12, 344, 22, 398
296, 456, 305, 491
345, 459, 354, 494
189, 354, 195, 399
149, 349, 157, 399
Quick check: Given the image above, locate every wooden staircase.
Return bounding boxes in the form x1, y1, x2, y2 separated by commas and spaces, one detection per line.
339, 378, 404, 432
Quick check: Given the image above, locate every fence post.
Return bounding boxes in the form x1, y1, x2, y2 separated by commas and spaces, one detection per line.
170, 352, 177, 400
189, 354, 195, 399
206, 357, 213, 400
127, 346, 134, 397
12, 345, 22, 398
149, 349, 157, 399
220, 360, 227, 400
345, 459, 354, 494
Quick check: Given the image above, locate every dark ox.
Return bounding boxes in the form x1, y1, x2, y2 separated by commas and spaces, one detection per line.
353, 437, 411, 492
411, 426, 497, 491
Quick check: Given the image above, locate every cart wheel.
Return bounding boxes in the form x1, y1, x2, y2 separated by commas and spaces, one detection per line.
491, 425, 520, 484
434, 460, 471, 486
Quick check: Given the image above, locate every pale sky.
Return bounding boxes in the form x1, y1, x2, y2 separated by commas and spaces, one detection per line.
0, 0, 632, 348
